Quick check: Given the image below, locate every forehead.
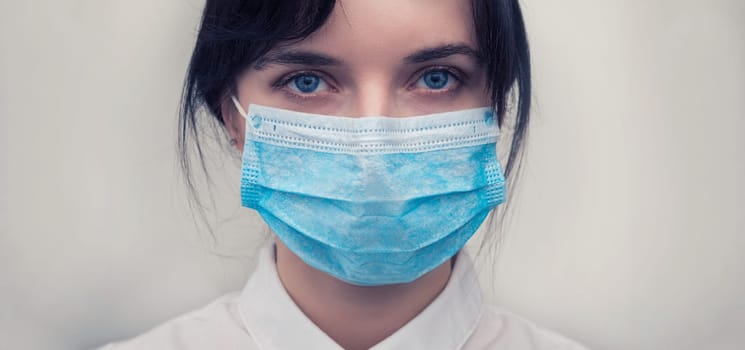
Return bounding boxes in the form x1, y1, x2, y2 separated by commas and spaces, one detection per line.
276, 0, 476, 64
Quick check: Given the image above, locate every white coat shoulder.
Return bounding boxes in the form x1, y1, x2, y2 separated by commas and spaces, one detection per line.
463, 304, 591, 350
96, 292, 258, 350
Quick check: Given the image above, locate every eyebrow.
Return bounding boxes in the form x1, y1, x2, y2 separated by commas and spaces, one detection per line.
404, 44, 482, 64
254, 51, 342, 70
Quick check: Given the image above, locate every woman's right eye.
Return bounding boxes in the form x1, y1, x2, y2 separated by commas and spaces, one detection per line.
284, 73, 331, 95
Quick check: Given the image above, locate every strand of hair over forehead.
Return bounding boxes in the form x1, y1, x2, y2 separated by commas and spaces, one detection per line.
199, 0, 337, 42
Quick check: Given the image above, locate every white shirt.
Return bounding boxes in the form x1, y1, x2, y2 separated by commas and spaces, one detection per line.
99, 245, 589, 349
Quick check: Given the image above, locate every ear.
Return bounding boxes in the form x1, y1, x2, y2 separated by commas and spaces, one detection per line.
220, 96, 246, 153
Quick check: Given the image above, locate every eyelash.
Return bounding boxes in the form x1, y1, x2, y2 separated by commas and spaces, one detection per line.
272, 66, 468, 98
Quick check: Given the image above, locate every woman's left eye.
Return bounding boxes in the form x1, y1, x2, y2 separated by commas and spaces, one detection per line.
414, 69, 459, 91
286, 73, 330, 94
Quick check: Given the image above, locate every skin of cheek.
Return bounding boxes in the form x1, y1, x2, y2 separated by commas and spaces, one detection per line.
221, 68, 308, 151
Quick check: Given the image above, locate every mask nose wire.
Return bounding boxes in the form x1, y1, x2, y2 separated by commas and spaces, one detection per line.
231, 95, 248, 119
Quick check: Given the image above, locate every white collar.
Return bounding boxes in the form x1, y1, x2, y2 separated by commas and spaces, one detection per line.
238, 244, 483, 349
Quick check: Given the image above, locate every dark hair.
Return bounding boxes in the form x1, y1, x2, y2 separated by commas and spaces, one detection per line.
179, 0, 531, 249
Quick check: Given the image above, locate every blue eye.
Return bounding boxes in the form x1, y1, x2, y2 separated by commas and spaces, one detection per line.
418, 70, 452, 90
291, 73, 323, 93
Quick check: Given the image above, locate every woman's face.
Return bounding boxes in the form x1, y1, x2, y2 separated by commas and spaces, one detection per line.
224, 0, 489, 144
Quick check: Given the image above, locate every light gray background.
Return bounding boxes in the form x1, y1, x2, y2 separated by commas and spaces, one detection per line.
1, 1, 743, 349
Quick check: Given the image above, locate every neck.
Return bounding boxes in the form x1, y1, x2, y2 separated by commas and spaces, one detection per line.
274, 240, 453, 350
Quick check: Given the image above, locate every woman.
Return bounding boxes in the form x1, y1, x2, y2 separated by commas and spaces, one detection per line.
101, 0, 589, 349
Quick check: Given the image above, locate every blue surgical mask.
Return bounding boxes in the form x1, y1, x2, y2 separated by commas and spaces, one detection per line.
232, 97, 506, 286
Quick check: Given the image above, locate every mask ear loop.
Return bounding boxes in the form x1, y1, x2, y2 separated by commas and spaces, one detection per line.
231, 95, 248, 119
